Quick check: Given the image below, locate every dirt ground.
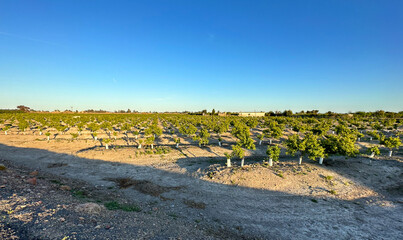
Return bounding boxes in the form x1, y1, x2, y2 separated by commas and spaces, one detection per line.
0, 134, 402, 239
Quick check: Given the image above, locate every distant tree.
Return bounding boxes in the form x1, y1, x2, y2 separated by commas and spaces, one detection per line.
17, 105, 31, 112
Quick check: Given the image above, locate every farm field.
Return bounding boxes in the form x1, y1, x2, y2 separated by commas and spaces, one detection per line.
1, 112, 402, 239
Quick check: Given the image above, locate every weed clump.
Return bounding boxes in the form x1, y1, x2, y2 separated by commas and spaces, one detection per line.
104, 201, 141, 212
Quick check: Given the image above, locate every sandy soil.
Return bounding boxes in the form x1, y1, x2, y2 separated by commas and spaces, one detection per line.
0, 133, 402, 239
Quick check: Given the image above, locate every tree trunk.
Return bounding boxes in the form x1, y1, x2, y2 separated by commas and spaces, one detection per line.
5, 131, 7, 135
269, 139, 272, 144
47, 136, 50, 141
138, 144, 142, 149
105, 144, 109, 150
357, 137, 360, 142
241, 158, 245, 167
298, 156, 303, 165
226, 159, 231, 167
218, 141, 221, 147
39, 131, 42, 135
151, 144, 154, 149
135, 135, 138, 139
370, 152, 375, 158
259, 140, 262, 145
388, 150, 392, 157
269, 158, 273, 166
94, 136, 97, 141
176, 143, 179, 148
319, 157, 324, 165
370, 137, 372, 141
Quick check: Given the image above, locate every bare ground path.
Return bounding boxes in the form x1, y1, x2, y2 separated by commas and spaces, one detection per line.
1, 143, 402, 239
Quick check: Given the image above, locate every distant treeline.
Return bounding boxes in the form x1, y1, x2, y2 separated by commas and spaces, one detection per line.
0, 109, 24, 113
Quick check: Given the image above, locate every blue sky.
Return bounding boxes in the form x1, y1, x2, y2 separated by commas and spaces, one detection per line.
0, 0, 402, 113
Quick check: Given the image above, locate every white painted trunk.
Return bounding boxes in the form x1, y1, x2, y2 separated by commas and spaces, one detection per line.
388, 150, 392, 157
370, 152, 375, 158
151, 144, 153, 149
176, 143, 179, 148
370, 137, 372, 141
138, 144, 142, 149
332, 131, 335, 134
259, 140, 262, 145
218, 141, 221, 147
39, 132, 42, 135
319, 157, 324, 165
241, 158, 245, 167
94, 136, 98, 141
105, 144, 109, 150
357, 138, 360, 142
269, 139, 272, 144
47, 136, 50, 141
298, 156, 303, 165
5, 131, 7, 135
135, 136, 138, 139
226, 159, 231, 167
269, 158, 273, 166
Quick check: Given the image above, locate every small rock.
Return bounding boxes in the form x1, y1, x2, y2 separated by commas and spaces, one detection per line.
59, 217, 65, 222
79, 217, 85, 221
0, 185, 5, 188
0, 164, 6, 171
75, 203, 104, 215
30, 170, 39, 176
94, 225, 101, 229
27, 178, 37, 185
60, 185, 71, 191
77, 224, 84, 227
105, 225, 111, 230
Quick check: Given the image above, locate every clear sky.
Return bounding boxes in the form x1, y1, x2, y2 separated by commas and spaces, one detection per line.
0, 0, 402, 113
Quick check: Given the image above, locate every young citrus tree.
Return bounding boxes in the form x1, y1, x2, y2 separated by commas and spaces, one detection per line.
232, 144, 246, 167
224, 152, 232, 167
3, 125, 10, 135
45, 132, 51, 142
146, 135, 155, 149
138, 139, 143, 149
286, 133, 324, 165
174, 137, 181, 148
103, 138, 111, 149
383, 137, 401, 157
266, 145, 280, 166
70, 132, 79, 141
257, 134, 264, 145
